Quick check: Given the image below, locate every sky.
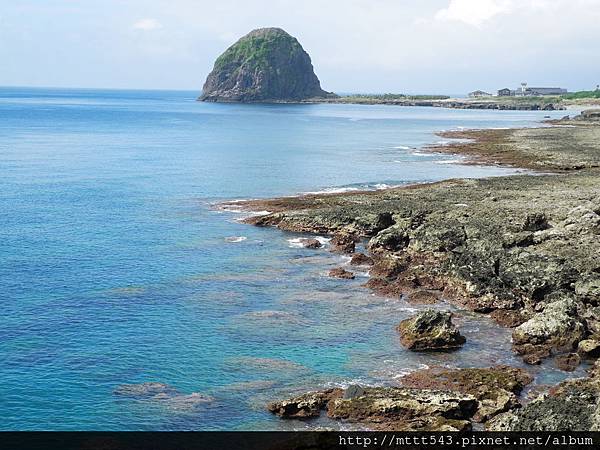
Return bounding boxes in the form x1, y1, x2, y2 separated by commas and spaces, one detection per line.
1, 0, 599, 94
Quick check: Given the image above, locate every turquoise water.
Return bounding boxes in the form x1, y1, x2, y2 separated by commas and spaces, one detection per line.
0, 88, 579, 430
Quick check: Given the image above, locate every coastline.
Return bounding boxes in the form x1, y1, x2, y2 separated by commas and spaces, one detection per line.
221, 111, 600, 431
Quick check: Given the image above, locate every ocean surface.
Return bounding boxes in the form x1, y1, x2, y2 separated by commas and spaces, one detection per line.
0, 87, 583, 430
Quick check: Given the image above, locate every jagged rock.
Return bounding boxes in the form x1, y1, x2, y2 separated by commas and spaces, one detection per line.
554, 353, 581, 372
512, 298, 586, 362
350, 253, 373, 266
299, 238, 322, 249
397, 310, 466, 351
328, 267, 355, 280
200, 28, 334, 102
487, 377, 600, 431
329, 233, 356, 253
327, 386, 477, 425
400, 366, 532, 423
267, 389, 342, 418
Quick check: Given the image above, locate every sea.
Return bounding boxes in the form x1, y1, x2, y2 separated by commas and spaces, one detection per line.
0, 87, 583, 430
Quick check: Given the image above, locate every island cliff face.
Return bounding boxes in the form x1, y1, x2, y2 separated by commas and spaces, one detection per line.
199, 27, 334, 102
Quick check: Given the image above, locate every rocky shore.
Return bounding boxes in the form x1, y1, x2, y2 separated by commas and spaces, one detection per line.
224, 111, 600, 430
305, 97, 566, 111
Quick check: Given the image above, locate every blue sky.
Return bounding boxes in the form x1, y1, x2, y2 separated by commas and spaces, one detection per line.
1, 0, 599, 94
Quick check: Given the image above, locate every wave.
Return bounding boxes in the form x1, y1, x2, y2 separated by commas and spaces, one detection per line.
302, 182, 400, 195
224, 236, 247, 243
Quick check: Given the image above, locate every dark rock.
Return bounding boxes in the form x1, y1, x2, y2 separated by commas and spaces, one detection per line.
329, 233, 356, 253
400, 366, 533, 422
200, 28, 334, 102
267, 389, 342, 419
522, 212, 549, 232
328, 267, 355, 280
554, 353, 581, 372
350, 252, 374, 266
299, 238, 321, 249
397, 309, 466, 351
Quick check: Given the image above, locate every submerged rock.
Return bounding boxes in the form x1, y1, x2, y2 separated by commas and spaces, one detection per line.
199, 28, 334, 102
400, 366, 533, 422
397, 309, 466, 351
328, 267, 355, 279
113, 382, 176, 399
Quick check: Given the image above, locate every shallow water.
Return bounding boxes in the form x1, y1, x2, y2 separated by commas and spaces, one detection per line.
0, 87, 583, 430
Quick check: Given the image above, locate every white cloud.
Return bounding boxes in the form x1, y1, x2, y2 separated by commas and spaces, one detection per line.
435, 0, 512, 27
132, 18, 163, 31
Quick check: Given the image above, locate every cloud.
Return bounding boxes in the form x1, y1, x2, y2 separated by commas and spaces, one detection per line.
132, 18, 163, 31
435, 0, 512, 27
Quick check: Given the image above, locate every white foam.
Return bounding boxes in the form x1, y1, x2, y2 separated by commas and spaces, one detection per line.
287, 236, 330, 248
434, 159, 463, 165
394, 145, 411, 150
224, 236, 247, 243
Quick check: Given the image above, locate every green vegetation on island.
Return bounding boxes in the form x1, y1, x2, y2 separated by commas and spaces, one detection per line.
200, 28, 334, 102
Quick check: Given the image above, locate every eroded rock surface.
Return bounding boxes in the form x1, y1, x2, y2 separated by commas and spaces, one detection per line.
400, 366, 533, 422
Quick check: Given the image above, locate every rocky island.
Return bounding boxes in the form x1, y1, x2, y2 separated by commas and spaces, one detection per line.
199, 27, 335, 102
224, 110, 600, 431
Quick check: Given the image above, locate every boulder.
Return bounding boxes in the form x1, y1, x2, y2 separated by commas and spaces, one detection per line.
299, 238, 322, 249
512, 298, 585, 362
397, 310, 466, 351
